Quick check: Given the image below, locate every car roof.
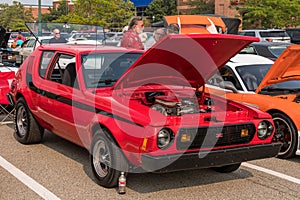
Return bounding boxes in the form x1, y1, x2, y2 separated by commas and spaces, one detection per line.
36, 44, 144, 54
228, 54, 274, 66
240, 29, 286, 31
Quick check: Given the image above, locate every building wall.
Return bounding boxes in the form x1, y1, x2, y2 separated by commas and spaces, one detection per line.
24, 6, 50, 19
215, 0, 239, 17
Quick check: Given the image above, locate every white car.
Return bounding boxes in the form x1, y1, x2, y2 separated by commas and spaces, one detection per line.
208, 51, 300, 159
208, 54, 274, 93
18, 36, 53, 62
238, 29, 291, 43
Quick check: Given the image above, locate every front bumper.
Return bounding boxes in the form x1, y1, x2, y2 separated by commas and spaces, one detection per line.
141, 143, 282, 173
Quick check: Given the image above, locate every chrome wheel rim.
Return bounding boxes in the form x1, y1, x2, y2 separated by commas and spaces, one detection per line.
273, 117, 292, 156
92, 139, 111, 178
16, 106, 28, 137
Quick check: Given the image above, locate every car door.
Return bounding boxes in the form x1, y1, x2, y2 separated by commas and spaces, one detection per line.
36, 51, 84, 144
19, 38, 36, 61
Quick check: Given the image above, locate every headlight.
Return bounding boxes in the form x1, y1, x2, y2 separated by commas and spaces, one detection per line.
257, 120, 274, 139
157, 128, 174, 149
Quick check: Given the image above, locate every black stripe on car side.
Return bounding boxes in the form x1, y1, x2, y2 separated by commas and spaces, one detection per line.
26, 73, 143, 128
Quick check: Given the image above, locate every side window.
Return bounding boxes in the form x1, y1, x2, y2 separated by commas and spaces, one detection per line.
220, 66, 243, 91
48, 53, 76, 88
39, 51, 55, 78
244, 32, 255, 37
240, 46, 257, 55
26, 39, 36, 48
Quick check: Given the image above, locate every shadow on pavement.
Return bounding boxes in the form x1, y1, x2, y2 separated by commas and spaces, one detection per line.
39, 129, 254, 193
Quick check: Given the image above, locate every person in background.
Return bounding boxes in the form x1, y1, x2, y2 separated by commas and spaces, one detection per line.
14, 31, 25, 42
144, 28, 167, 50
49, 28, 68, 44
120, 16, 144, 50
16, 35, 24, 47
167, 23, 180, 34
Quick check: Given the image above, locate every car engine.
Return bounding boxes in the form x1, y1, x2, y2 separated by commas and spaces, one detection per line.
144, 91, 214, 116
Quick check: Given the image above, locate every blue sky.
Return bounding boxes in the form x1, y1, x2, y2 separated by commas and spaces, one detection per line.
1, 0, 53, 6
2, 1, 153, 7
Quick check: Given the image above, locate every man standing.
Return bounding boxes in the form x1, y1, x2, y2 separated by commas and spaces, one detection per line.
120, 16, 144, 50
49, 28, 68, 44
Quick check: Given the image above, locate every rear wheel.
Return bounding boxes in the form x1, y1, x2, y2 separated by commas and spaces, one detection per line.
272, 113, 297, 159
14, 98, 44, 144
213, 163, 241, 173
90, 128, 128, 188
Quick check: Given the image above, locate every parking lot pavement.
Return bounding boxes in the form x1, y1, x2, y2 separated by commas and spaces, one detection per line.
1, 124, 300, 200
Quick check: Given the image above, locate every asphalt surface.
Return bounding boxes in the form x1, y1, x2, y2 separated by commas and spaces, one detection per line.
1, 123, 300, 200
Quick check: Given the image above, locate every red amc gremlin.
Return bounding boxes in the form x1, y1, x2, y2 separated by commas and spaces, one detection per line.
9, 33, 281, 188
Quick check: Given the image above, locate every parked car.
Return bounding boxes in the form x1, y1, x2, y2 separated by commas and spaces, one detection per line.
240, 42, 293, 61
104, 32, 123, 46
238, 29, 291, 43
285, 28, 300, 44
0, 26, 21, 66
207, 47, 300, 159
9, 31, 281, 188
17, 36, 53, 62
68, 32, 105, 42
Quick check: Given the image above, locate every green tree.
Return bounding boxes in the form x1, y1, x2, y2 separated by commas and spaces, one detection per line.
55, 0, 135, 29
233, 0, 300, 29
41, 0, 69, 22
186, 0, 215, 15
0, 1, 34, 31
145, 0, 177, 22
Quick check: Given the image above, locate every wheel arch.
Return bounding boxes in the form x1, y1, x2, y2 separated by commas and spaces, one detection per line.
267, 109, 298, 131
15, 92, 25, 102
91, 123, 120, 148
90, 123, 131, 168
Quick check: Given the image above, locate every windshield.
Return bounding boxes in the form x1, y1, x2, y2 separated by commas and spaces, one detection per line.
25, 22, 105, 45
268, 45, 290, 57
81, 52, 142, 88
259, 31, 289, 38
259, 80, 300, 95
236, 64, 272, 91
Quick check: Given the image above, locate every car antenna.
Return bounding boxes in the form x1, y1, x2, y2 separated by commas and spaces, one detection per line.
25, 22, 42, 45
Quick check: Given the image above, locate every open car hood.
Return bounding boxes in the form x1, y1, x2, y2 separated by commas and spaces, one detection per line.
256, 45, 300, 93
0, 26, 10, 48
114, 34, 258, 90
164, 15, 227, 34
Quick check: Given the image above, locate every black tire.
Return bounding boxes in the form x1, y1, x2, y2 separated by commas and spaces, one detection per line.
14, 98, 44, 144
213, 163, 241, 173
90, 128, 128, 188
272, 113, 297, 159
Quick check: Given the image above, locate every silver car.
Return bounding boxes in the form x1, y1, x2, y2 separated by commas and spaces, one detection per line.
238, 29, 291, 43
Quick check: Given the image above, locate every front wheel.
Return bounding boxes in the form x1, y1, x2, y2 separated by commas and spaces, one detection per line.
14, 98, 44, 144
272, 113, 297, 159
90, 129, 128, 188
212, 163, 241, 173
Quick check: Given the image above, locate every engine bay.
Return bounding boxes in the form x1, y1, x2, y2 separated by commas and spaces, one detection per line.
128, 88, 241, 116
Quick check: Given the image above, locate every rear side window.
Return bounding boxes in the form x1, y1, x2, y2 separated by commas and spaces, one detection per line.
239, 31, 255, 37
39, 51, 55, 78
259, 31, 289, 37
